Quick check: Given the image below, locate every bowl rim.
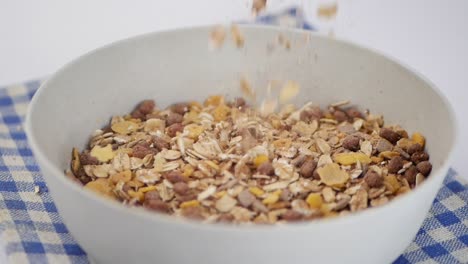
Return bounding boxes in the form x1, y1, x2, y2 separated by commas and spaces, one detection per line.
24, 24, 459, 232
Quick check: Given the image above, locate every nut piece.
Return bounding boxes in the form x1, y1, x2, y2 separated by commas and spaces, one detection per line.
416, 161, 432, 176
282, 210, 303, 221
173, 182, 189, 195
379, 128, 402, 144
238, 189, 256, 207
342, 135, 360, 151
388, 156, 404, 174
299, 159, 317, 178
364, 170, 383, 188
165, 171, 185, 183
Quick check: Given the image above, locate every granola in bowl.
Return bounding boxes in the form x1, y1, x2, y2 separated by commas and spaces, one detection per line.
69, 95, 432, 224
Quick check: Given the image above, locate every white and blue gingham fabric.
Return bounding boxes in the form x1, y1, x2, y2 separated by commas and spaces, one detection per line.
0, 8, 467, 264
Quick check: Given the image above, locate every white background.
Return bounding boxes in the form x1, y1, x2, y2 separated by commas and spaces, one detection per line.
0, 0, 467, 179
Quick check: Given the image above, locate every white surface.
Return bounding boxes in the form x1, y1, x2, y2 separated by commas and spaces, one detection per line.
1, 0, 467, 178
26, 26, 455, 264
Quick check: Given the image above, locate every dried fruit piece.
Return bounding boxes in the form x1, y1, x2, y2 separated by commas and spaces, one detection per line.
111, 121, 139, 135
257, 162, 274, 175
317, 163, 350, 187
364, 170, 383, 188
334, 152, 371, 165
379, 128, 402, 144
343, 135, 360, 151
90, 144, 115, 163
416, 161, 432, 176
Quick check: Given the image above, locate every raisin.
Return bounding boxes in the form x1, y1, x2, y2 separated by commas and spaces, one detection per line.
257, 162, 274, 175
300, 159, 317, 178
364, 170, 383, 188
416, 161, 432, 176
388, 156, 404, 174
379, 128, 402, 144
342, 135, 360, 151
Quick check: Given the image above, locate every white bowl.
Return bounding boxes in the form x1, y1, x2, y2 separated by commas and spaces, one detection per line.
25, 25, 457, 264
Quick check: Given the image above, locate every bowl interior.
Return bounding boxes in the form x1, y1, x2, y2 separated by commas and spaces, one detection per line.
27, 25, 455, 205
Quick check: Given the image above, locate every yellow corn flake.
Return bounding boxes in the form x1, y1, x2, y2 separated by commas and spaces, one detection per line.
184, 124, 204, 139
317, 163, 350, 187
204, 95, 224, 107
253, 155, 269, 167
397, 138, 416, 150
411, 132, 425, 148
214, 190, 227, 199
109, 170, 132, 184
249, 187, 265, 197
90, 144, 115, 163
111, 120, 139, 135
127, 179, 144, 188
71, 148, 81, 174
182, 164, 195, 177
180, 200, 200, 209
84, 179, 115, 200
384, 175, 401, 194
371, 156, 383, 164
139, 185, 158, 193
279, 81, 300, 104
306, 193, 323, 209
128, 190, 144, 202
272, 138, 292, 149
213, 104, 230, 121
262, 191, 281, 205
183, 111, 200, 125
334, 152, 371, 165
379, 151, 401, 159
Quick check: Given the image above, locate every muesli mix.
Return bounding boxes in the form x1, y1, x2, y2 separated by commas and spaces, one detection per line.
69, 90, 432, 224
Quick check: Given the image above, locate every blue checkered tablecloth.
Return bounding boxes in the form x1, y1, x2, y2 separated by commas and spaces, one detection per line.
0, 7, 467, 264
